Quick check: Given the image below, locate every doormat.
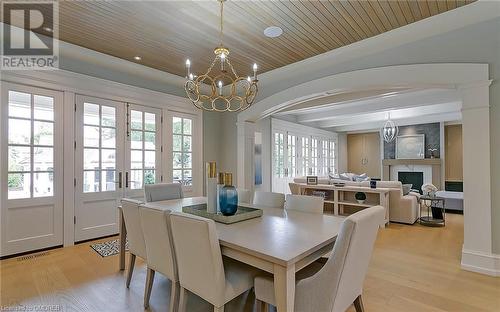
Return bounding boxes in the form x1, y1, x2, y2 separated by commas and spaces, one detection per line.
90, 239, 128, 257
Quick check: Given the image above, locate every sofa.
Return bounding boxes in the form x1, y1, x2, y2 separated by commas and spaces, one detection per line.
293, 177, 420, 224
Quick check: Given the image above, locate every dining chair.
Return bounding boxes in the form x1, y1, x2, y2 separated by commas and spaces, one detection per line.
139, 206, 179, 310
252, 191, 285, 209
254, 205, 385, 312
120, 199, 147, 288
170, 212, 262, 312
237, 188, 252, 204
285, 194, 324, 214
144, 183, 183, 202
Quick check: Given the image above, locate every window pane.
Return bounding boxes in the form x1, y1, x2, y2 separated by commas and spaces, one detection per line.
34, 121, 53, 146
102, 170, 116, 192
101, 128, 116, 148
8, 173, 31, 199
131, 150, 143, 169
9, 146, 31, 171
83, 171, 100, 193
33, 147, 53, 171
131, 110, 142, 130
144, 113, 156, 131
173, 134, 182, 151
101, 149, 116, 170
8, 91, 31, 118
144, 170, 155, 185
173, 170, 182, 183
8, 118, 31, 145
84, 103, 99, 125
101, 106, 116, 127
34, 172, 53, 197
183, 119, 192, 135
131, 131, 143, 149
183, 136, 192, 152
183, 153, 192, 168
130, 170, 143, 190
144, 132, 156, 150
183, 170, 192, 186
84, 148, 100, 170
144, 151, 155, 169
173, 117, 182, 134
84, 126, 99, 147
34, 95, 54, 121
173, 152, 183, 169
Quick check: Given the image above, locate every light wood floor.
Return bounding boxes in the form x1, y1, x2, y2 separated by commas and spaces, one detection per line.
1, 213, 499, 312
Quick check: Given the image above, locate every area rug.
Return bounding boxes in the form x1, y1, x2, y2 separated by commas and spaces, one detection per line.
90, 239, 128, 257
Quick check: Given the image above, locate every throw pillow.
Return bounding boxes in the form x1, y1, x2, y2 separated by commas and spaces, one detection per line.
402, 184, 413, 196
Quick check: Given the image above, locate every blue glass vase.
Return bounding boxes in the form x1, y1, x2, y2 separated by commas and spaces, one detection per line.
219, 185, 238, 216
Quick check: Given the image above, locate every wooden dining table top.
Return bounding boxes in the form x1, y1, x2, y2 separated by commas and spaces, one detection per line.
140, 197, 344, 267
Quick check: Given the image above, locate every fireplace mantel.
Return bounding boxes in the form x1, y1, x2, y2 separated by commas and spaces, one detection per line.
382, 158, 442, 188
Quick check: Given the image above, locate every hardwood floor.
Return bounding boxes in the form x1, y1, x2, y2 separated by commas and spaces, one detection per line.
1, 213, 499, 312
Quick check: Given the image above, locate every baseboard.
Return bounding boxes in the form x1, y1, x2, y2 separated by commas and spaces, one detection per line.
461, 247, 500, 277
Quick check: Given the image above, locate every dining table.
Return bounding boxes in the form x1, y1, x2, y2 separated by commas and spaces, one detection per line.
117, 197, 344, 312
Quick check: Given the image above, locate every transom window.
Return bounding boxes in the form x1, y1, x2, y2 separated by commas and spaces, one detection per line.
82, 102, 117, 193
172, 117, 192, 186
129, 110, 157, 189
8, 91, 55, 199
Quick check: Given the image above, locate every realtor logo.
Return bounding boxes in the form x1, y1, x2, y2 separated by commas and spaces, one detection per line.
1, 1, 59, 70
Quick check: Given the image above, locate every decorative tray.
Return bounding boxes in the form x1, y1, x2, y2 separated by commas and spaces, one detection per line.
182, 203, 263, 224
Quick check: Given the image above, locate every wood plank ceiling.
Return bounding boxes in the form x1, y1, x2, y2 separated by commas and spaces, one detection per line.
10, 1, 475, 77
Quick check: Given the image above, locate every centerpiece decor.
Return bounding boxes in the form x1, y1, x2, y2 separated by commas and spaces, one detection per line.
219, 173, 238, 216
184, 0, 258, 112
355, 192, 367, 204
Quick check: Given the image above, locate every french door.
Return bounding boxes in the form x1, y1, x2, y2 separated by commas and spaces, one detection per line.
1, 83, 64, 256
74, 96, 162, 241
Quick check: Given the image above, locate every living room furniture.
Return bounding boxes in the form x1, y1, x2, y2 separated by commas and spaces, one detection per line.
419, 195, 446, 226
297, 184, 389, 227
347, 132, 381, 179
118, 197, 343, 312
254, 206, 385, 312
436, 190, 463, 212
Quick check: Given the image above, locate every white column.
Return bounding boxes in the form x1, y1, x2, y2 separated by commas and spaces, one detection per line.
236, 121, 255, 190
459, 82, 497, 276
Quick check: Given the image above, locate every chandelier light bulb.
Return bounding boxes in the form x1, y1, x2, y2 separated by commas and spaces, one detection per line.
253, 63, 258, 80
185, 59, 191, 67
185, 59, 191, 77
247, 76, 252, 82
189, 73, 194, 80
218, 81, 223, 95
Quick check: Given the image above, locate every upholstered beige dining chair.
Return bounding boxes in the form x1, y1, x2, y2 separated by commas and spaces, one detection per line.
288, 182, 301, 195
120, 199, 147, 288
285, 194, 324, 214
254, 206, 384, 312
253, 191, 285, 209
237, 188, 253, 204
139, 206, 179, 310
144, 182, 183, 202
170, 212, 261, 312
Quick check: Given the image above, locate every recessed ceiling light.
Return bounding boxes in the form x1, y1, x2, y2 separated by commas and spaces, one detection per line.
43, 27, 53, 32
133, 56, 142, 61
264, 26, 283, 38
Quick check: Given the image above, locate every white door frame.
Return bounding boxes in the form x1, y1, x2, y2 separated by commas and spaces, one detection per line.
237, 63, 496, 276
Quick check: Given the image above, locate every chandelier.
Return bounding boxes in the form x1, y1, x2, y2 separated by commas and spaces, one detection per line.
184, 0, 258, 112
382, 112, 399, 143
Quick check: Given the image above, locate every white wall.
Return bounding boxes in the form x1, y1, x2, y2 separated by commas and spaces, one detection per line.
337, 133, 348, 173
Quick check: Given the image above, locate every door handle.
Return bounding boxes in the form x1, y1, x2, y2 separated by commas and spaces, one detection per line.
125, 172, 129, 188
118, 172, 122, 188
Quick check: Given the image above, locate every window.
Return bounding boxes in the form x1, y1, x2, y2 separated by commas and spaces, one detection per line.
273, 133, 285, 178
310, 138, 318, 175
129, 110, 157, 189
82, 102, 117, 193
328, 140, 336, 175
301, 137, 309, 176
287, 134, 296, 177
321, 140, 329, 175
8, 91, 55, 199
172, 117, 192, 186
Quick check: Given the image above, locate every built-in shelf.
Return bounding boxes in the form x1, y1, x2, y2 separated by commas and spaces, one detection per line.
338, 201, 375, 208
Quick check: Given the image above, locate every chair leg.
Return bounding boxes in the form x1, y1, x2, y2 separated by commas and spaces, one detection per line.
256, 299, 268, 312
213, 305, 224, 312
144, 268, 155, 308
170, 281, 180, 312
126, 253, 136, 288
353, 295, 365, 312
178, 286, 188, 312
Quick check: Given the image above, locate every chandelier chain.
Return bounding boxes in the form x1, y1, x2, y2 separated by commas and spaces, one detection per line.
219, 0, 224, 46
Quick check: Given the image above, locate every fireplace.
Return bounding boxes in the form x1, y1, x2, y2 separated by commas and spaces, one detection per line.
398, 172, 424, 194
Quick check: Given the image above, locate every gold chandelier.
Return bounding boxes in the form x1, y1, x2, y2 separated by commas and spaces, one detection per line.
184, 0, 258, 112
